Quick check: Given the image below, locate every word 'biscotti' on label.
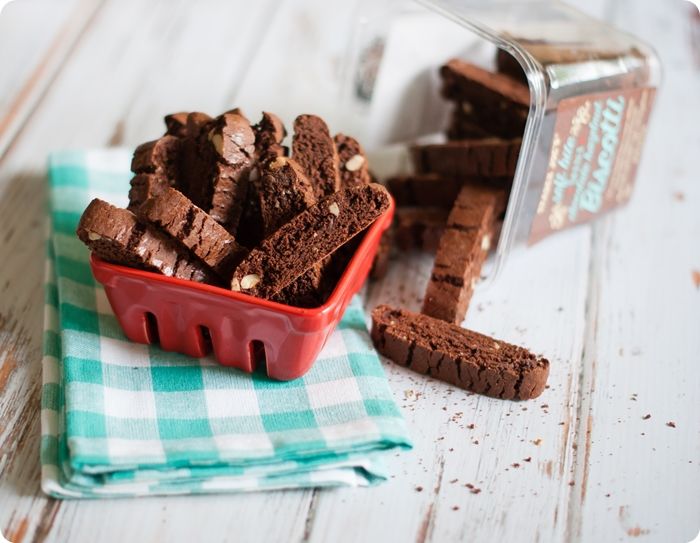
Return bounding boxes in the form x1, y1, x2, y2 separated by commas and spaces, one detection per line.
529, 87, 656, 244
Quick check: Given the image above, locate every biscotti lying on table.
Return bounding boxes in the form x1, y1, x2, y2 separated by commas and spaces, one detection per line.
371, 306, 549, 401
77, 109, 388, 308
370, 55, 549, 400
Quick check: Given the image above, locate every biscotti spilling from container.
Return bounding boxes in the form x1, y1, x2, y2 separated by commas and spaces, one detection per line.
365, 2, 658, 400
77, 109, 386, 308
372, 1, 659, 283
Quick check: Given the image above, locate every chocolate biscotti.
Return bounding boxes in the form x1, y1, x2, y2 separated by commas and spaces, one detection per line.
128, 135, 183, 210
292, 114, 341, 197
438, 57, 529, 150
77, 199, 215, 283
334, 133, 371, 187
200, 112, 256, 233
137, 187, 247, 278
231, 183, 390, 299
422, 185, 503, 324
440, 58, 530, 110
447, 101, 527, 141
411, 138, 522, 179
371, 305, 549, 400
256, 156, 316, 237
394, 207, 448, 252
254, 111, 287, 165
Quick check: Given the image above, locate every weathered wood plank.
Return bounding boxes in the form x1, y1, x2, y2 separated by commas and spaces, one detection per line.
0, 1, 314, 542
307, 226, 592, 542
1, 0, 698, 541
0, 0, 104, 160
569, 1, 700, 541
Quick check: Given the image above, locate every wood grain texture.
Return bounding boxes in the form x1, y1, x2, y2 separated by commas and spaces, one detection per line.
0, 0, 698, 542
568, 1, 700, 541
0, 0, 104, 160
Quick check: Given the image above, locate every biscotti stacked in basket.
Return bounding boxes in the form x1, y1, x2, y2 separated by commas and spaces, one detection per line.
77, 109, 389, 308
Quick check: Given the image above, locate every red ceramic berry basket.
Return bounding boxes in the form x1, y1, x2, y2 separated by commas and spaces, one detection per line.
90, 198, 394, 381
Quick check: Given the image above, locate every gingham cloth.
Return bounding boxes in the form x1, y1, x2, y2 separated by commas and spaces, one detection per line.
40, 149, 411, 498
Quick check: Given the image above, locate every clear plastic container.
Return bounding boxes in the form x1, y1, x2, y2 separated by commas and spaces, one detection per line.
235, 0, 660, 281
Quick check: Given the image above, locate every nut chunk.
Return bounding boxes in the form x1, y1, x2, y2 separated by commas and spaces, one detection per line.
334, 133, 371, 187
231, 184, 390, 299
371, 305, 549, 400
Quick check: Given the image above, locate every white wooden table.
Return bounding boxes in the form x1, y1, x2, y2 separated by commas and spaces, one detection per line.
0, 1, 698, 541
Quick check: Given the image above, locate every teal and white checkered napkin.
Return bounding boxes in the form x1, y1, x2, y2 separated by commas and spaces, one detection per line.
40, 149, 411, 498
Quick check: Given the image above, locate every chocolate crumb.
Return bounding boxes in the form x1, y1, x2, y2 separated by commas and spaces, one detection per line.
467, 424, 475, 430
524, 457, 532, 462
532, 438, 542, 446
512, 463, 520, 468
692, 270, 700, 289
642, 414, 651, 420
452, 506, 460, 511
666, 421, 676, 428
470, 488, 481, 494
450, 478, 458, 484
415, 486, 424, 492
568, 481, 575, 486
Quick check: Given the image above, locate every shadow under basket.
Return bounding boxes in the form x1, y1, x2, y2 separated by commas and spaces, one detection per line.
90, 198, 394, 381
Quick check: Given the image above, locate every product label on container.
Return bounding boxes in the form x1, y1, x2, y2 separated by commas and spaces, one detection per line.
528, 87, 656, 244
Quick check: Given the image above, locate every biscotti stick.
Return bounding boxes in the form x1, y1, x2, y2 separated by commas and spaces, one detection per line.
411, 138, 522, 179
292, 114, 341, 197
202, 112, 256, 233
440, 58, 530, 109
422, 185, 504, 324
371, 305, 549, 400
137, 187, 247, 278
255, 156, 323, 307
394, 207, 448, 252
386, 174, 462, 208
231, 183, 390, 299
256, 156, 316, 237
254, 111, 287, 165
76, 199, 216, 284
128, 135, 183, 210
